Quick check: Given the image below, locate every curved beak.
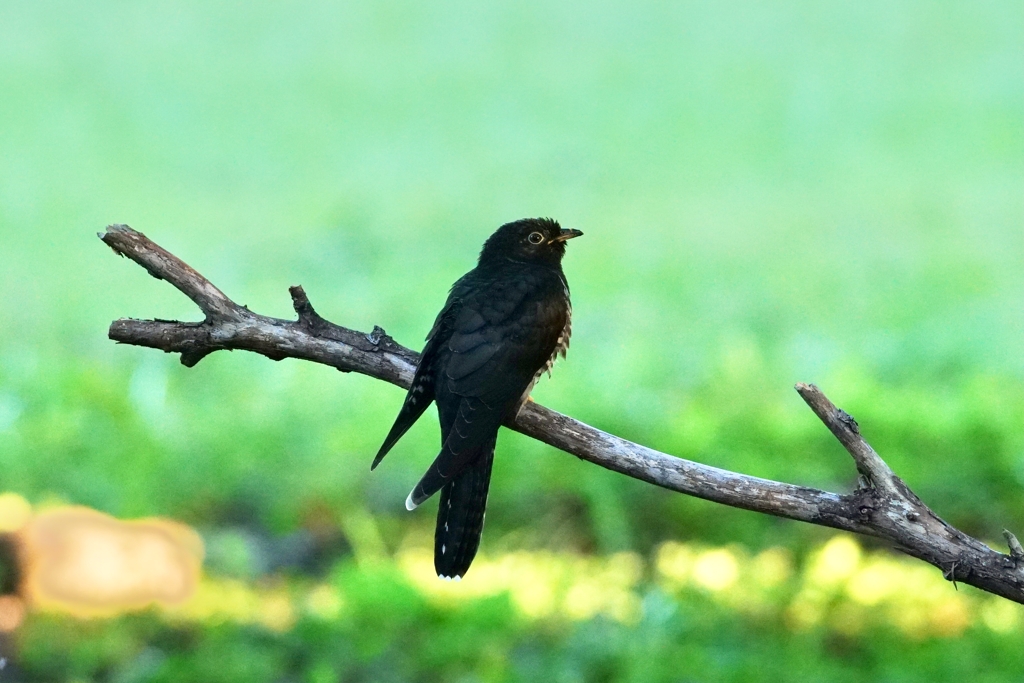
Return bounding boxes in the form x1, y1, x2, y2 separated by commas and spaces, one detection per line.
552, 228, 583, 243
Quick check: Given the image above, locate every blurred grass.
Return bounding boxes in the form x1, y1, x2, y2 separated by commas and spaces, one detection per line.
12, 535, 1024, 683
0, 0, 1022, 680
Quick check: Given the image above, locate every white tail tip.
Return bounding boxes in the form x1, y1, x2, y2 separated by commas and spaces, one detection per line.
405, 492, 418, 511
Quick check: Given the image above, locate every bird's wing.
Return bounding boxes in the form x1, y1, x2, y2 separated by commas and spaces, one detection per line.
371, 294, 461, 470
407, 270, 567, 506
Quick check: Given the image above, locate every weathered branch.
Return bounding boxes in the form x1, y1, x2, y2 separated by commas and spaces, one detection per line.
101, 224, 1024, 603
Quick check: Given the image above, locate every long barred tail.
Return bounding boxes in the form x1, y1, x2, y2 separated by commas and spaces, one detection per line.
434, 439, 495, 579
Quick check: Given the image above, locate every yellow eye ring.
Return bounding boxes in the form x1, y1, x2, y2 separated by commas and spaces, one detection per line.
527, 232, 544, 244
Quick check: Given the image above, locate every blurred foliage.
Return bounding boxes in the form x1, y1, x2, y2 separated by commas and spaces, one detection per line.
12, 536, 1024, 683
0, 0, 1021, 680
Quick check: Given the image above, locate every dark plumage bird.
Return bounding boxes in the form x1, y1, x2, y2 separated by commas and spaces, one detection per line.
372, 218, 582, 579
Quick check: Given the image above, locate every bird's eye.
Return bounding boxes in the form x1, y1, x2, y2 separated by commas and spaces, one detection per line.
527, 232, 544, 245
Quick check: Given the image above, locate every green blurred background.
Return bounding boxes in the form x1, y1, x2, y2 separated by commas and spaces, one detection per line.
0, 0, 1022, 681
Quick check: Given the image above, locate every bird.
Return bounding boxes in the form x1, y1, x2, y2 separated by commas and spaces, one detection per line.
371, 218, 582, 580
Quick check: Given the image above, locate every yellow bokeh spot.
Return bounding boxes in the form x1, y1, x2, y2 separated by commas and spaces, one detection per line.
513, 571, 557, 618
786, 590, 825, 630
603, 588, 640, 624
173, 578, 259, 624
808, 535, 861, 587
847, 560, 901, 605
929, 597, 970, 637
259, 592, 297, 632
305, 584, 343, 621
692, 549, 739, 592
564, 582, 603, 620
0, 492, 32, 533
607, 552, 643, 587
892, 604, 930, 638
751, 547, 793, 588
980, 598, 1023, 634
170, 577, 295, 632
656, 541, 694, 586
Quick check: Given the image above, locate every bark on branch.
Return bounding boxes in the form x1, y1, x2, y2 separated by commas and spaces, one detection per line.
101, 224, 1024, 603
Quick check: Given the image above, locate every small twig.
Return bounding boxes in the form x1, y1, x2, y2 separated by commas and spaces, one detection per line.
101, 225, 241, 322
1004, 530, 1024, 561
795, 383, 899, 496
102, 225, 1024, 604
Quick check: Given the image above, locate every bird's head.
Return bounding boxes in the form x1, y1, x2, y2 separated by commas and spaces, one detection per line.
478, 218, 583, 268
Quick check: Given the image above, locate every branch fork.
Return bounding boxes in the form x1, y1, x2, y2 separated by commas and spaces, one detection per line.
101, 225, 1024, 603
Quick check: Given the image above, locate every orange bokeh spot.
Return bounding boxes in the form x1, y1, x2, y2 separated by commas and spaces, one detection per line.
21, 506, 203, 617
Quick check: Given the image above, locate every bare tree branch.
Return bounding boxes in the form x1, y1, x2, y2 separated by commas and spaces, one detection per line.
101, 224, 1024, 603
